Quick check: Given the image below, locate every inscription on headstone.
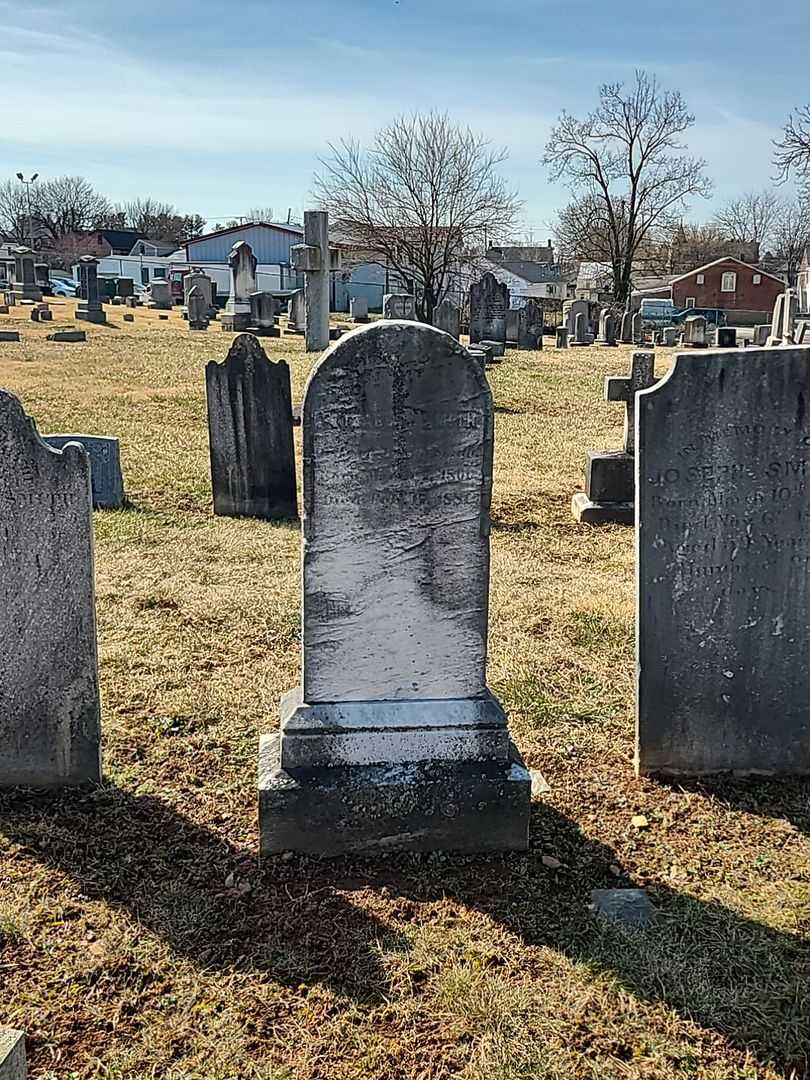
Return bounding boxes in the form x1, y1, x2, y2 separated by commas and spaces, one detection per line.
205, 333, 297, 520
0, 392, 101, 787
637, 347, 810, 774
383, 293, 416, 320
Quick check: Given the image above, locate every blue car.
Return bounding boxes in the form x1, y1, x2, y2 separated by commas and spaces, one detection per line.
50, 279, 79, 297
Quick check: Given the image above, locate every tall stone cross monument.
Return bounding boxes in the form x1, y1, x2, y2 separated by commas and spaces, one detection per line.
291, 211, 340, 352
572, 351, 657, 524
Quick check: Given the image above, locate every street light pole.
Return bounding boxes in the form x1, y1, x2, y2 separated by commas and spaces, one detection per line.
15, 172, 39, 250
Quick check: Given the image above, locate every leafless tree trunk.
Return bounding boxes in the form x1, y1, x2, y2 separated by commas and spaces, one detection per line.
544, 70, 712, 306
771, 200, 810, 285
314, 112, 521, 322
774, 106, 810, 191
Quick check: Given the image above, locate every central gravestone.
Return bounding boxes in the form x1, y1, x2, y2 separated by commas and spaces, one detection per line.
259, 321, 530, 855
637, 347, 810, 775
469, 273, 508, 346
0, 392, 101, 787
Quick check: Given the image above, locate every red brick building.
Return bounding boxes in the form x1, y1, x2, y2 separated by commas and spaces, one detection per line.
671, 257, 783, 317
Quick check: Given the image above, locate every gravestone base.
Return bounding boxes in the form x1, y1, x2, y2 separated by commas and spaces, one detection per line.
572, 449, 634, 525
571, 491, 634, 525
75, 305, 107, 324
250, 325, 281, 338
478, 339, 505, 357
286, 325, 305, 335
258, 733, 530, 857
221, 312, 251, 332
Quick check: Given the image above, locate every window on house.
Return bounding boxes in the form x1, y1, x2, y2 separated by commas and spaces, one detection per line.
685, 297, 696, 308
753, 273, 761, 285
153, 268, 166, 279
721, 272, 737, 292
696, 274, 705, 284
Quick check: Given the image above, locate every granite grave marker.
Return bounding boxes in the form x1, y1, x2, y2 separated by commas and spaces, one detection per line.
469, 272, 508, 345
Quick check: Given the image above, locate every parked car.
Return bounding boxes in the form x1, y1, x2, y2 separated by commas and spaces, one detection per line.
50, 279, 79, 297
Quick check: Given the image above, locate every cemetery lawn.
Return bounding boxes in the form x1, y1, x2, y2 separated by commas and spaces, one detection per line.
0, 298, 809, 1080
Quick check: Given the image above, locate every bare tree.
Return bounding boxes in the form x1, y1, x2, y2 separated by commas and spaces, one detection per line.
37, 176, 110, 240
770, 199, 810, 285
712, 190, 779, 247
0, 179, 31, 243
314, 111, 521, 320
774, 106, 810, 191
544, 70, 712, 306
112, 198, 206, 243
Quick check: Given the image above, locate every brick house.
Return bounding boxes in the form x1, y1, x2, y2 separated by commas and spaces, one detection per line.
670, 257, 783, 318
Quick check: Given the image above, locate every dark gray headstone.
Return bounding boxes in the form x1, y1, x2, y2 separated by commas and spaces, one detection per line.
637, 347, 810, 775
555, 326, 568, 349
433, 298, 460, 339
469, 272, 508, 345
43, 435, 124, 510
717, 326, 737, 348
47, 330, 86, 342
205, 333, 297, 520
350, 296, 369, 323
117, 278, 134, 298
249, 291, 280, 336
619, 310, 633, 344
76, 257, 106, 324
505, 308, 519, 343
0, 393, 101, 787
0, 331, 20, 342
259, 321, 529, 854
573, 352, 656, 525
517, 301, 543, 350
187, 285, 209, 331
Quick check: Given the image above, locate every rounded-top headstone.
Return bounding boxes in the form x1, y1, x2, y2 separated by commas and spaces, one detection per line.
301, 321, 494, 704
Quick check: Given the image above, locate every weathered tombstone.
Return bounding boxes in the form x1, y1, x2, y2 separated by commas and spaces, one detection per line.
479, 338, 505, 359
564, 299, 590, 338
286, 288, 305, 334
0, 392, 101, 787
591, 889, 655, 928
768, 288, 798, 346
125, 296, 138, 309
34, 263, 50, 293
205, 333, 297, 520
632, 311, 643, 344
12, 247, 41, 302
291, 210, 339, 351
0, 331, 20, 342
221, 241, 257, 331
517, 300, 544, 350
350, 296, 369, 323
123, 312, 134, 323
47, 330, 86, 342
382, 293, 417, 320
570, 311, 590, 346
555, 326, 568, 349
617, 309, 632, 345
469, 272, 508, 345
637, 347, 810, 775
259, 321, 531, 855
662, 326, 678, 347
682, 314, 707, 347
75, 257, 106, 324
595, 311, 617, 347
187, 285, 209, 331
572, 351, 656, 525
717, 326, 737, 347
43, 434, 125, 510
505, 308, 520, 344
147, 279, 172, 311
433, 298, 460, 339
0, 1029, 26, 1080
249, 291, 280, 336
117, 277, 134, 299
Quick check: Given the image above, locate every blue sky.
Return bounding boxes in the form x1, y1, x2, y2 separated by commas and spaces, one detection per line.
2, 0, 806, 235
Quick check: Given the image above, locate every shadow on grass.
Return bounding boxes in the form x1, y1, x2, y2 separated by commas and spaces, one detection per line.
658, 774, 810, 839
1, 790, 807, 1073
491, 518, 538, 535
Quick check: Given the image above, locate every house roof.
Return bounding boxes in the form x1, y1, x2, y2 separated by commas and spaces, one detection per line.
184, 221, 304, 249
130, 239, 178, 256
670, 256, 784, 286
98, 228, 147, 251
498, 260, 560, 284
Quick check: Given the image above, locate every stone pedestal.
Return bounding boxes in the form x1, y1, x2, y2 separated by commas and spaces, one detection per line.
76, 303, 107, 324
249, 291, 280, 336
221, 311, 251, 332
259, 734, 529, 857
12, 247, 42, 303
555, 327, 568, 348
572, 450, 634, 524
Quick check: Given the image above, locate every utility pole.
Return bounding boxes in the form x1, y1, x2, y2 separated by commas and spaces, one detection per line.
16, 172, 38, 248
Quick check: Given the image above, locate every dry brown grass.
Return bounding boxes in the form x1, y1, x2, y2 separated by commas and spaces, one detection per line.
0, 298, 808, 1079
